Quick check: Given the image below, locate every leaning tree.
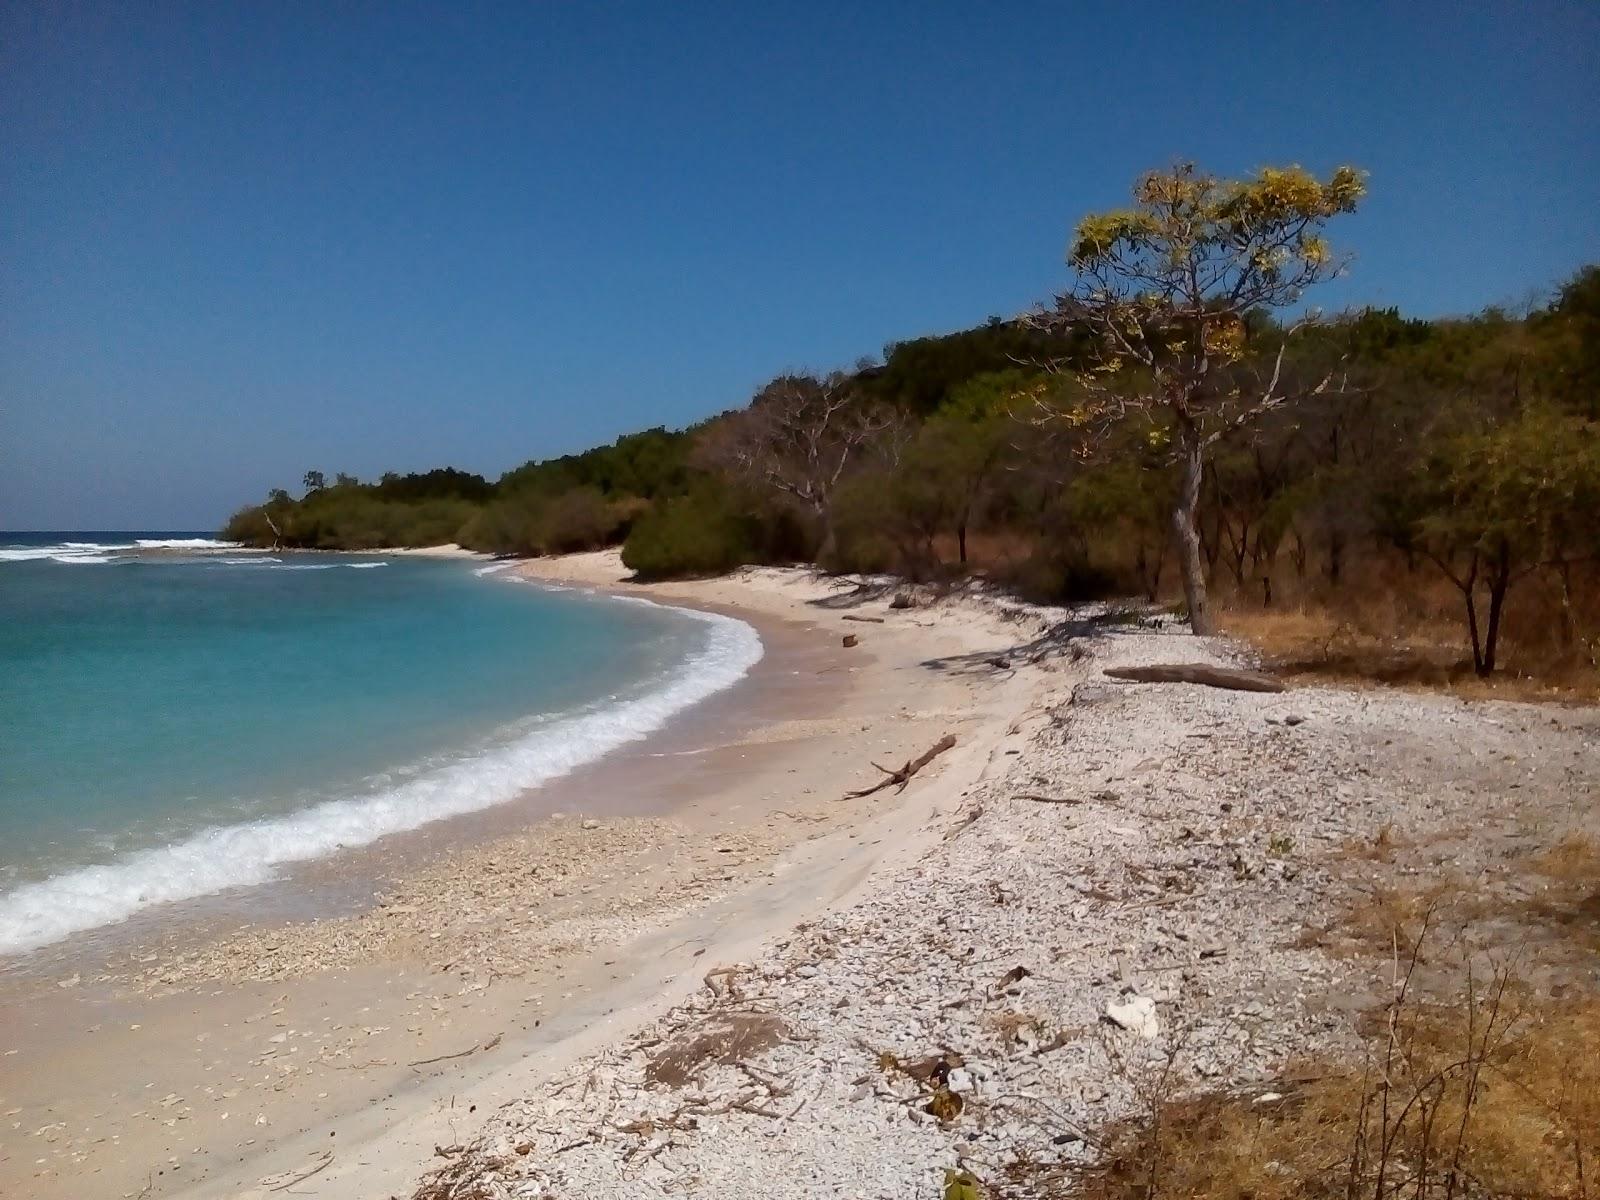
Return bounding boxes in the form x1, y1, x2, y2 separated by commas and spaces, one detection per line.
1035, 162, 1366, 633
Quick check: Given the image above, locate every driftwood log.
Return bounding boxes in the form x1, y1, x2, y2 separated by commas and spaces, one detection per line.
845, 734, 956, 799
841, 615, 886, 624
1103, 663, 1286, 693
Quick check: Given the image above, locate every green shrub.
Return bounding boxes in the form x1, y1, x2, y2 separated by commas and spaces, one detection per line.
457, 496, 545, 556
537, 486, 623, 554
622, 492, 758, 578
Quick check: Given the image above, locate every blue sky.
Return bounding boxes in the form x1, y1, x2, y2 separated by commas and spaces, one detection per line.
3, 2, 1597, 529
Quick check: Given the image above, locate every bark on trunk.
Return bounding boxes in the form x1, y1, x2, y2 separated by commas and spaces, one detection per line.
1173, 440, 1213, 635
1555, 556, 1576, 649
816, 507, 838, 566
1478, 538, 1513, 677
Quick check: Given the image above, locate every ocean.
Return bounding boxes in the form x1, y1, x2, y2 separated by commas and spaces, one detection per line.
0, 533, 761, 956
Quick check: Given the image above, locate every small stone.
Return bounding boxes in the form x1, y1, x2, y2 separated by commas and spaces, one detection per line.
1105, 994, 1160, 1040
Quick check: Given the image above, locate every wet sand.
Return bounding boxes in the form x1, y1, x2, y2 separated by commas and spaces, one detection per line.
0, 556, 1032, 1199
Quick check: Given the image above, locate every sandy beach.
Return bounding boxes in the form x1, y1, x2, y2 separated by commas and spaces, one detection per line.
4, 553, 1595, 1200
0, 552, 1045, 1198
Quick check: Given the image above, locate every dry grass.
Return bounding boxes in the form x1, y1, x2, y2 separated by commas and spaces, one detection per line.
1062, 965, 1600, 1200
1339, 823, 1412, 865
1217, 605, 1599, 703
1524, 834, 1600, 936
1056, 825, 1600, 1200
1213, 557, 1600, 702
1531, 834, 1600, 889
1299, 880, 1476, 960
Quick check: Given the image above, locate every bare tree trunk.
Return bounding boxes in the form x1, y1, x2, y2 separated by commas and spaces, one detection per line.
817, 513, 838, 566
1458, 551, 1486, 675
1479, 539, 1513, 677
956, 521, 968, 566
1173, 439, 1213, 635
1554, 554, 1576, 649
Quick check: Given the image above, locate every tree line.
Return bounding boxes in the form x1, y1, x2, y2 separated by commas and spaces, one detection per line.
224, 163, 1600, 679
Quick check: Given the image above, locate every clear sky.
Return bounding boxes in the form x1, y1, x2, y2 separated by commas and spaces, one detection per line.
3, 2, 1597, 530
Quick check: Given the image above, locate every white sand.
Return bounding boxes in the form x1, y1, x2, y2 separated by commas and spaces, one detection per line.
10, 552, 1593, 1200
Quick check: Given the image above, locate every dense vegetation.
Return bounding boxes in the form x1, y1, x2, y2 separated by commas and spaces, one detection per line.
224, 163, 1600, 683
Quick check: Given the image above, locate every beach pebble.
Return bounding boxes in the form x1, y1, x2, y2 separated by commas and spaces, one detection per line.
1105, 995, 1160, 1039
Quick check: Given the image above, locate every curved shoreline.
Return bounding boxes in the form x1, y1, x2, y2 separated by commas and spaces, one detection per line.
0, 565, 766, 959
2, 554, 1040, 1200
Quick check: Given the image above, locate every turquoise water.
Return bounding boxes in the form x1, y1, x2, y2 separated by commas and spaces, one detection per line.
0, 534, 761, 955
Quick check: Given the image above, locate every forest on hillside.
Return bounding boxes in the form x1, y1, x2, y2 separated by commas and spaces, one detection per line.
224, 165, 1600, 685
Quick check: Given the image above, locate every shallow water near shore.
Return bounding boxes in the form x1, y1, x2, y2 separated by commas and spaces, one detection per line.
0, 535, 761, 956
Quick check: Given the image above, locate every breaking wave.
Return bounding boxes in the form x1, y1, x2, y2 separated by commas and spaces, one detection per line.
0, 596, 762, 956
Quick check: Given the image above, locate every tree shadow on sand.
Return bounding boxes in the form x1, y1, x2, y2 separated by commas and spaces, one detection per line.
919, 608, 1157, 678
802, 576, 903, 610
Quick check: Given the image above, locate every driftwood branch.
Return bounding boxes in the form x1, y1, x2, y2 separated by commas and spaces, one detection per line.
408, 1033, 502, 1068
1103, 664, 1285, 693
841, 615, 886, 624
268, 1151, 334, 1192
844, 734, 956, 799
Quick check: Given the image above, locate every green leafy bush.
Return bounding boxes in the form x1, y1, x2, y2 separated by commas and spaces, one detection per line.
537, 486, 624, 554
622, 492, 759, 579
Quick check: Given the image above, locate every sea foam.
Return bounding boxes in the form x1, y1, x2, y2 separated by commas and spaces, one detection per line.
0, 594, 762, 956
133, 538, 243, 550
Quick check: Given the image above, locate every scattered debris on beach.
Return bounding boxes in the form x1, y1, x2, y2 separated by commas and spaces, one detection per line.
410, 581, 1598, 1199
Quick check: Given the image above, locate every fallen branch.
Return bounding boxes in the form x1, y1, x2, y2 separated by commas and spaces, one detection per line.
1103, 663, 1286, 693
1015, 793, 1082, 805
841, 615, 885, 624
844, 734, 957, 799
1115, 882, 1251, 913
944, 803, 984, 840
268, 1151, 333, 1192
408, 1033, 502, 1068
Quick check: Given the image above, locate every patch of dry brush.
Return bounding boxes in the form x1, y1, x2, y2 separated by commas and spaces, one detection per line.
1063, 967, 1600, 1200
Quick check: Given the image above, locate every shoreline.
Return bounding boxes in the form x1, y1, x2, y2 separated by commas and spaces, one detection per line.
0, 552, 756, 969
2, 552, 1045, 1198
5, 552, 1594, 1199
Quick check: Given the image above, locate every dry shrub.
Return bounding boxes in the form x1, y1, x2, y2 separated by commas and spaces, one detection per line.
1531, 833, 1600, 888
1315, 882, 1463, 958
1338, 823, 1409, 865
1214, 556, 1600, 700
1524, 834, 1600, 933
1069, 979, 1600, 1200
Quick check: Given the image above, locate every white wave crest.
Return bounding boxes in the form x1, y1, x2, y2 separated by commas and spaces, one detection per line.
1, 545, 126, 563
473, 562, 516, 577
0, 600, 762, 956
50, 554, 117, 565
346, 561, 387, 569
133, 538, 242, 550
